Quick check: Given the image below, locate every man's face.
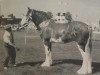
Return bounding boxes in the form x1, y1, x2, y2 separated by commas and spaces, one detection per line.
6, 27, 12, 32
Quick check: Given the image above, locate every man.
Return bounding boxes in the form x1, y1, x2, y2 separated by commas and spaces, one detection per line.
3, 25, 16, 70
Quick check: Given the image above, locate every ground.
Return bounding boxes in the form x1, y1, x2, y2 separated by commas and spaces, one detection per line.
0, 28, 100, 75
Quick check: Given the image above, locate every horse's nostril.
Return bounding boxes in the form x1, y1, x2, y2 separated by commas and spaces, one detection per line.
23, 23, 27, 25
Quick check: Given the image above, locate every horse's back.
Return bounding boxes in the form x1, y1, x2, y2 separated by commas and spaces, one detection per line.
41, 20, 90, 42
48, 20, 89, 33
70, 21, 89, 31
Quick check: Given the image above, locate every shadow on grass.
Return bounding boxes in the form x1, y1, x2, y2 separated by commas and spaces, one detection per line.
92, 62, 100, 73
53, 59, 82, 66
16, 59, 100, 74
53, 59, 100, 74
16, 61, 43, 67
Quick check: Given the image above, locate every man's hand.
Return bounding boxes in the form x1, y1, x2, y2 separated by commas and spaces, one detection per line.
16, 47, 20, 51
9, 43, 20, 51
13, 44, 20, 51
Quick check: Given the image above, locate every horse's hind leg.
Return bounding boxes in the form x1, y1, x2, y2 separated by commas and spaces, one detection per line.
41, 40, 52, 67
76, 36, 92, 74
85, 35, 92, 74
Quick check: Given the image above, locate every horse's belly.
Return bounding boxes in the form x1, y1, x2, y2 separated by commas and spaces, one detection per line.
50, 34, 72, 43
50, 32, 75, 43
50, 37, 64, 43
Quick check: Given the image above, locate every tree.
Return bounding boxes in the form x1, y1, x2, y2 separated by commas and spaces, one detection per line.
65, 12, 72, 23
0, 15, 4, 18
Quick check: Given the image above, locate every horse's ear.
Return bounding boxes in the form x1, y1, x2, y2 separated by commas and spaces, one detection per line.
32, 9, 35, 12
27, 7, 31, 11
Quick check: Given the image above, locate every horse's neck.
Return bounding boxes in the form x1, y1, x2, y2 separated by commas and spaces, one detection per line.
32, 17, 46, 26
40, 20, 50, 27
32, 11, 51, 25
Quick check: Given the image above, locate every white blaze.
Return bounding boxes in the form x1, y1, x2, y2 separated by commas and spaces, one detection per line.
21, 16, 28, 25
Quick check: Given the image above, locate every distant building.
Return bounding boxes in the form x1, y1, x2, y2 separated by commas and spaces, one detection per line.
0, 17, 21, 30
91, 23, 100, 31
0, 17, 21, 24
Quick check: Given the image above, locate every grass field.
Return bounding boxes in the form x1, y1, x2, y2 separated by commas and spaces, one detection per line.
0, 29, 100, 75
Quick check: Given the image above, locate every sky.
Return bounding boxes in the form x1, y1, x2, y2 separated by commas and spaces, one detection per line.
0, 0, 100, 25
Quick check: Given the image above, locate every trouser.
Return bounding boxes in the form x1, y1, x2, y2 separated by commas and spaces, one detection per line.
3, 43, 16, 67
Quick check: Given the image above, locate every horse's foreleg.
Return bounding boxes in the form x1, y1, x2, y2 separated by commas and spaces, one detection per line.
41, 41, 52, 67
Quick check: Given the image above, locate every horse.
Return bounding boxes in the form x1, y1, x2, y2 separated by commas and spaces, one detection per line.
21, 7, 92, 74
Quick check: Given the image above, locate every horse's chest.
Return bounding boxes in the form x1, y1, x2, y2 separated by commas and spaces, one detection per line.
51, 29, 66, 38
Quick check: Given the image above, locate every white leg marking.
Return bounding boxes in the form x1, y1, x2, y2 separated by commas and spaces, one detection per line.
85, 36, 92, 74
76, 36, 92, 74
50, 38, 63, 43
77, 44, 88, 74
41, 44, 52, 67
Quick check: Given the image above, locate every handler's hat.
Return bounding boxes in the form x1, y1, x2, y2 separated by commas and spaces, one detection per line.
4, 25, 11, 30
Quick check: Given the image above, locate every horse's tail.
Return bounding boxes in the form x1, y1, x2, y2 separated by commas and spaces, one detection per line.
89, 27, 92, 51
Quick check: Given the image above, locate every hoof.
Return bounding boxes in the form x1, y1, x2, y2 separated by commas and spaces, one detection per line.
87, 69, 92, 74
77, 68, 88, 74
41, 62, 51, 67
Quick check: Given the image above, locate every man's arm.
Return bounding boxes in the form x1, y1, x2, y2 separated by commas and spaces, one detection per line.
3, 33, 16, 47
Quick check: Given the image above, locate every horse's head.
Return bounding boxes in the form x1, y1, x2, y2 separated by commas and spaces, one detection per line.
21, 7, 42, 30
21, 7, 33, 27
21, 7, 52, 30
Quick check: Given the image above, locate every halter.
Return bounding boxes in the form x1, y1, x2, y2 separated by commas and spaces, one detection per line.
26, 14, 32, 23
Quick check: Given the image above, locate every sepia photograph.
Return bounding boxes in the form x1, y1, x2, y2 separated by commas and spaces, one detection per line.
0, 0, 100, 75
